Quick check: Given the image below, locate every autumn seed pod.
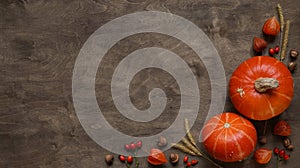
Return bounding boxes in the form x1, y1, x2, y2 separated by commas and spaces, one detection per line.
147, 148, 168, 166
262, 16, 280, 36
169, 153, 179, 164
254, 148, 272, 164
283, 137, 291, 148
258, 136, 267, 145
253, 37, 267, 52
157, 136, 168, 147
288, 62, 297, 72
290, 49, 299, 59
105, 154, 114, 165
273, 120, 292, 136
286, 144, 294, 151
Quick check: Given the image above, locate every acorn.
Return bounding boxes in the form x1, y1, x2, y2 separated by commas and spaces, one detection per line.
288, 62, 297, 72
169, 153, 179, 164
290, 49, 299, 59
283, 137, 291, 148
286, 144, 294, 151
157, 136, 168, 147
105, 154, 114, 165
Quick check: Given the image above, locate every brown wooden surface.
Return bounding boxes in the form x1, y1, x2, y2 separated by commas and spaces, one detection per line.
1, 0, 300, 167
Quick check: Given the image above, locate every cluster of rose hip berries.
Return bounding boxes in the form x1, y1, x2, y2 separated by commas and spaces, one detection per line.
118, 141, 142, 165
268, 45, 280, 56
183, 155, 198, 167
124, 141, 142, 152
273, 147, 290, 161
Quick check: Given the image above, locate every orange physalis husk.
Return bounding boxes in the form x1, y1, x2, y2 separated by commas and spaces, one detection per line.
253, 37, 267, 52
147, 148, 168, 166
254, 148, 272, 164
262, 16, 280, 36
273, 120, 291, 136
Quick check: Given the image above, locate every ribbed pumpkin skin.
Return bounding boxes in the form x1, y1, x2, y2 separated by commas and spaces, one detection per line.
201, 112, 257, 162
229, 56, 294, 120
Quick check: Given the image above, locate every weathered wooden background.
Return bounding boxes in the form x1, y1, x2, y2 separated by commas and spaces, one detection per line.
1, 0, 300, 167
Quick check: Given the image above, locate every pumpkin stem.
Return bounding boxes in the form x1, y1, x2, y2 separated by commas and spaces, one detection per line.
224, 123, 231, 128
254, 78, 279, 93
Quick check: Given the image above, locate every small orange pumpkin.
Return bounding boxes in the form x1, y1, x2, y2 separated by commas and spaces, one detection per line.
147, 148, 168, 166
201, 112, 257, 162
262, 16, 280, 36
229, 56, 294, 120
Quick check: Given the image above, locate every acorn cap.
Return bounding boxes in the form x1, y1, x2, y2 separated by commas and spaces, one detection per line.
105, 154, 114, 165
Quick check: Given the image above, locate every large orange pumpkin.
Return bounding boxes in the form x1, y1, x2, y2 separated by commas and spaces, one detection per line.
201, 112, 257, 162
229, 56, 294, 120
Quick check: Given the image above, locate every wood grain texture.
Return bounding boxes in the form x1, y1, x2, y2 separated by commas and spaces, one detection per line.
1, 0, 300, 167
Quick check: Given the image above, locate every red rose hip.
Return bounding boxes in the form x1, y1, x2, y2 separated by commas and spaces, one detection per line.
127, 155, 133, 164
136, 141, 142, 148
119, 155, 126, 162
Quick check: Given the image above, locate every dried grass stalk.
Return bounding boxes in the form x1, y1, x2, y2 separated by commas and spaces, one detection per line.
184, 118, 197, 147
171, 143, 196, 156
181, 137, 202, 156
280, 20, 290, 61
277, 4, 284, 31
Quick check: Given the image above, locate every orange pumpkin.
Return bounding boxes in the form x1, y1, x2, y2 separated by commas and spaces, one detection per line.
229, 56, 294, 120
201, 112, 257, 162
